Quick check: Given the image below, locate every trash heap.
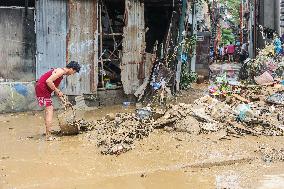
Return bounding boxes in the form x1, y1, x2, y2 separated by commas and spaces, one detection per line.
154, 94, 284, 137
239, 39, 284, 83
85, 83, 284, 155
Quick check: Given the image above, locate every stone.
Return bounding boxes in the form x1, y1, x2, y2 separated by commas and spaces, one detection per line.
174, 116, 201, 134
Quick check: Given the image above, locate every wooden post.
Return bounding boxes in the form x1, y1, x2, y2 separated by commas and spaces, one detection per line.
99, 5, 104, 88
92, 0, 98, 93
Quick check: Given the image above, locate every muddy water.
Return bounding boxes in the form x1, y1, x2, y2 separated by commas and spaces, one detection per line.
1, 105, 284, 188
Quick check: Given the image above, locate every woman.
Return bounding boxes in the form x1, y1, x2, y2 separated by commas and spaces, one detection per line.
227, 42, 235, 63
35, 61, 81, 141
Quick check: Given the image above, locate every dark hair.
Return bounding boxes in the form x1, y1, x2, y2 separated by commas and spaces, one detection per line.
66, 61, 81, 73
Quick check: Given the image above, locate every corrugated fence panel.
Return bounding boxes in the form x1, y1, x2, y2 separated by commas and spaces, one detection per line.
65, 0, 97, 95
121, 0, 145, 95
36, 0, 67, 81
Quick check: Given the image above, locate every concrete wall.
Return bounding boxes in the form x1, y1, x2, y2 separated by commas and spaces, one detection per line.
258, 0, 281, 48
275, 0, 280, 34
259, 0, 280, 33
263, 0, 275, 29
96, 89, 128, 106
0, 82, 62, 113
0, 82, 128, 113
0, 7, 36, 82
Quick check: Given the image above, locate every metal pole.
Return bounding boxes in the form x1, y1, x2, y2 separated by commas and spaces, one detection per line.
191, 1, 197, 72
240, 0, 243, 44
254, 0, 257, 57
175, 0, 187, 92
249, 0, 254, 58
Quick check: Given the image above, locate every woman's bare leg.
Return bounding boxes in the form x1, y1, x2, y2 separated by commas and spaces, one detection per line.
45, 105, 54, 139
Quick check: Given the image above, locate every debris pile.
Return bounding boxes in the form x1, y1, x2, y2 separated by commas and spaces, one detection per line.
75, 119, 95, 132
239, 39, 284, 83
153, 95, 283, 137
259, 146, 284, 163
135, 60, 174, 104
93, 113, 153, 155
85, 85, 284, 155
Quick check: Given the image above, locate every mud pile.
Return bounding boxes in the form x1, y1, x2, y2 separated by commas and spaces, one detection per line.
91, 113, 153, 155
66, 83, 284, 155
86, 88, 284, 155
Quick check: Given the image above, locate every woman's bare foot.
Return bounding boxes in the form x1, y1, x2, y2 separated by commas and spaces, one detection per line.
46, 135, 56, 141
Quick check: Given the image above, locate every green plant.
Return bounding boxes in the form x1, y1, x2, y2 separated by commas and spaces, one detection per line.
180, 64, 197, 89
219, 0, 241, 25
222, 28, 235, 45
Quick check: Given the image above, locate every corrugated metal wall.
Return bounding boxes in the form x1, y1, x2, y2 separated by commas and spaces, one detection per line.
35, 0, 67, 80
121, 0, 146, 95
65, 0, 98, 95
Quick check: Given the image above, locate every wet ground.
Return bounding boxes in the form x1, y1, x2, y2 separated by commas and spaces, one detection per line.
1, 85, 284, 189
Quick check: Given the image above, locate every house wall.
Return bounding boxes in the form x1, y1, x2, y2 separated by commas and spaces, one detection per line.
0, 7, 36, 82
66, 0, 98, 95
258, 0, 281, 48
196, 32, 210, 77
0, 0, 151, 113
263, 0, 276, 29
121, 0, 146, 95
258, 0, 281, 33
36, 0, 99, 96
35, 0, 67, 81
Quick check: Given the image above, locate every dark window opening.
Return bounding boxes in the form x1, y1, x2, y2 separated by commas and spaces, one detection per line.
98, 0, 125, 89
144, 3, 174, 53
0, 0, 35, 7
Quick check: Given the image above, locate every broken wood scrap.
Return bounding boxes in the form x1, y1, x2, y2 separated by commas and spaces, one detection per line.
153, 117, 178, 129
134, 77, 150, 101
232, 94, 250, 103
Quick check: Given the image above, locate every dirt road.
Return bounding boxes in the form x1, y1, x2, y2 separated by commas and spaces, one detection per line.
1, 86, 284, 188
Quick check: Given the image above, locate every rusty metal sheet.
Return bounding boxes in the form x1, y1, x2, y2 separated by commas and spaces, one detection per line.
65, 0, 98, 95
35, 0, 67, 80
121, 0, 146, 95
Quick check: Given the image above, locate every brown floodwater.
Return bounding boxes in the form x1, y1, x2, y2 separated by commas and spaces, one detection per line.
1, 104, 284, 189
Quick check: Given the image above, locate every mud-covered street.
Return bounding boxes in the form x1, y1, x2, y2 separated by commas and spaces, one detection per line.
1, 85, 284, 189
1, 0, 284, 187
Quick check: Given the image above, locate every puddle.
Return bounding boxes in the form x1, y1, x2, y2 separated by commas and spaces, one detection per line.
258, 174, 284, 189
215, 171, 241, 189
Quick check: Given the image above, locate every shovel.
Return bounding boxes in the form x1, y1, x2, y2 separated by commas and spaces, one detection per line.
57, 95, 79, 135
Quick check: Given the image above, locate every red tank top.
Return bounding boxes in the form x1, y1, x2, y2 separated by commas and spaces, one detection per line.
35, 69, 64, 98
